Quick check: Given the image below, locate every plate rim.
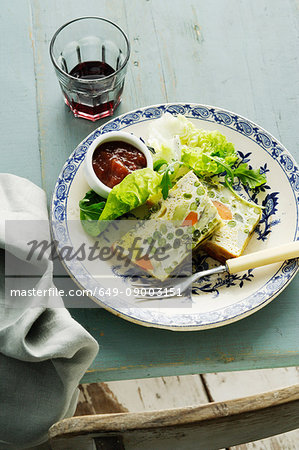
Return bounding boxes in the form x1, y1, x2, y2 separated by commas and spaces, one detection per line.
50, 102, 299, 330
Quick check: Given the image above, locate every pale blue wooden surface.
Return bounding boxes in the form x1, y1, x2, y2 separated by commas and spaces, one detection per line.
1, 0, 299, 382
0, 0, 41, 185
72, 279, 299, 382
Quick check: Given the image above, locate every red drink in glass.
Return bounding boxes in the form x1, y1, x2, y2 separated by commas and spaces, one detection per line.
50, 17, 130, 121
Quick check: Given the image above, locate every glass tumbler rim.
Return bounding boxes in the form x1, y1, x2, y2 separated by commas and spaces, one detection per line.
49, 16, 131, 83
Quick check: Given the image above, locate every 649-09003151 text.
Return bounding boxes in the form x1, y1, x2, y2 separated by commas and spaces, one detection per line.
9, 286, 182, 298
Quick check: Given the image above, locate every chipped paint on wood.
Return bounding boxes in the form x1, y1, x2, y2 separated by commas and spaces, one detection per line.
75, 383, 129, 415
193, 24, 204, 43
76, 374, 209, 415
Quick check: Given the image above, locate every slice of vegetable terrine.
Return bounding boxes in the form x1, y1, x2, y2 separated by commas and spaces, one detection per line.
113, 171, 223, 280
201, 181, 262, 262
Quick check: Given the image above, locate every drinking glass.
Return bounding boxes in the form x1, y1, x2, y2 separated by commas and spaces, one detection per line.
49, 17, 130, 121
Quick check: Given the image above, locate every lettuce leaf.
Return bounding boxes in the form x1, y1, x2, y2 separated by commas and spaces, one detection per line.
149, 114, 266, 190
148, 113, 238, 172
181, 131, 238, 177
99, 168, 162, 221
79, 190, 106, 236
147, 113, 184, 163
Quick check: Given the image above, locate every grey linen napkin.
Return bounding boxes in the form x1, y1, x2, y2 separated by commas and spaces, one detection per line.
0, 174, 99, 449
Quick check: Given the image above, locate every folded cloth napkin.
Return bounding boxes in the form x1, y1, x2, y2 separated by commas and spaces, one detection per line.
0, 174, 99, 449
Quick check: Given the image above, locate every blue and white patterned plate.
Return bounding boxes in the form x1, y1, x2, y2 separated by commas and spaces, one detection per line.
51, 103, 299, 330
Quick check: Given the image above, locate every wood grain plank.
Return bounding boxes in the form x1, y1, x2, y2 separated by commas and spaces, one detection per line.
49, 384, 299, 449
148, 0, 299, 158
202, 368, 299, 448
75, 375, 209, 415
0, 0, 41, 185
74, 372, 298, 448
202, 367, 299, 401
120, 0, 169, 106
236, 0, 299, 153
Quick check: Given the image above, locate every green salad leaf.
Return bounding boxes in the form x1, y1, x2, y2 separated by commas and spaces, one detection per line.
153, 159, 168, 171
99, 168, 162, 221
180, 132, 238, 177
149, 114, 266, 191
233, 163, 267, 189
154, 158, 188, 200
182, 148, 266, 190
79, 190, 106, 236
160, 169, 172, 200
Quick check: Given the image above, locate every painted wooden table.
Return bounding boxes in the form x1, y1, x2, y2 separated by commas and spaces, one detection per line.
2, 0, 299, 383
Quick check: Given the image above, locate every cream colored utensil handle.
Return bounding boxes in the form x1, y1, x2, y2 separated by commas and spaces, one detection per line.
226, 241, 299, 274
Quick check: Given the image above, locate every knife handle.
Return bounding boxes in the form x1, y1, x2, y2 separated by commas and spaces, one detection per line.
226, 241, 299, 274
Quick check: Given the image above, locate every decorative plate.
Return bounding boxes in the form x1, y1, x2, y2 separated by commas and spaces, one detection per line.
51, 103, 299, 330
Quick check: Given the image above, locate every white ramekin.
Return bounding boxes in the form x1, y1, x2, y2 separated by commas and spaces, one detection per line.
84, 131, 153, 198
